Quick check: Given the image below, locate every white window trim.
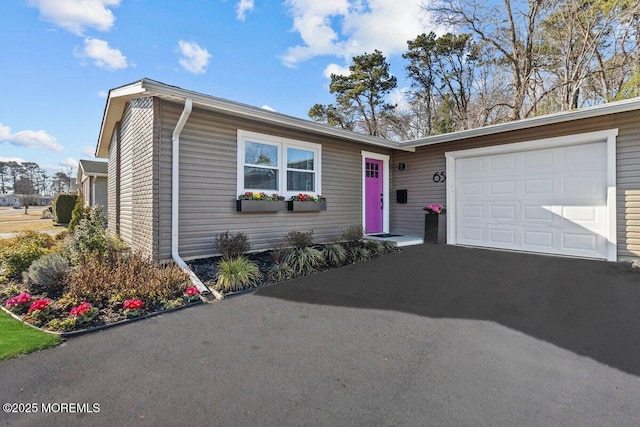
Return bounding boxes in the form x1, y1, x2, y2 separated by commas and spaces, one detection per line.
445, 128, 618, 261
237, 130, 322, 198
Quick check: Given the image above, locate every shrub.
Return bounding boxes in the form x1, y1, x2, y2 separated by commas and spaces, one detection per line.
268, 262, 296, 283
67, 253, 190, 306
322, 243, 347, 267
52, 194, 77, 224
363, 240, 385, 257
341, 225, 364, 248
24, 253, 70, 299
285, 230, 315, 249
64, 206, 110, 264
284, 246, 325, 276
348, 246, 371, 263
215, 231, 250, 259
0, 231, 54, 280
215, 257, 262, 292
68, 193, 90, 231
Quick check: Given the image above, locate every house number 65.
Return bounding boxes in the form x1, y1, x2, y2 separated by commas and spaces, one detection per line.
432, 171, 446, 183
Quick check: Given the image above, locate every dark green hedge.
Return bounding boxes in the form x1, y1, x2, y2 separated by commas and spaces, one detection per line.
53, 194, 78, 225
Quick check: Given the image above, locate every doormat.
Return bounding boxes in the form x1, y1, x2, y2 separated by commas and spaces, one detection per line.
369, 233, 402, 238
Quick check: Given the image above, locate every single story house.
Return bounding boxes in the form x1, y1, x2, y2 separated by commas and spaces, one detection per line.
77, 159, 108, 213
0, 193, 21, 207
96, 78, 640, 264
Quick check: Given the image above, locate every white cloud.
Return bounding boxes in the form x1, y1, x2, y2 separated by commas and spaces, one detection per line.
178, 40, 211, 74
236, 0, 255, 21
76, 37, 128, 70
388, 87, 411, 110
0, 157, 26, 163
60, 157, 79, 170
281, 0, 439, 67
82, 146, 97, 157
323, 63, 350, 78
261, 105, 276, 112
97, 90, 108, 98
28, 0, 121, 35
0, 123, 64, 152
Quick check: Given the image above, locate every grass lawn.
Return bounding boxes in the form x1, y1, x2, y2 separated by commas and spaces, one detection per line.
0, 309, 62, 360
0, 206, 60, 234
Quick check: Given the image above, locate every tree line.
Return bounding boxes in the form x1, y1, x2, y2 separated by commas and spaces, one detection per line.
310, 0, 640, 140
0, 161, 74, 196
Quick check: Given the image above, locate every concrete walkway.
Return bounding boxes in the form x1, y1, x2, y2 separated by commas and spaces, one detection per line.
1, 244, 639, 426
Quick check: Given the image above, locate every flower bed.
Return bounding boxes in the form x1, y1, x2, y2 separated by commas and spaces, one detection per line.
0, 211, 206, 336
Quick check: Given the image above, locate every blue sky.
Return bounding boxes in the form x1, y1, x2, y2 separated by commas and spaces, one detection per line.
0, 0, 437, 175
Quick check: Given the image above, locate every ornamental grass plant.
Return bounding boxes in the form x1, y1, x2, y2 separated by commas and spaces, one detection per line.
215, 256, 263, 292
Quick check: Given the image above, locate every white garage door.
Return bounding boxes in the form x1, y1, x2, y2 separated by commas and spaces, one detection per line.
448, 137, 614, 260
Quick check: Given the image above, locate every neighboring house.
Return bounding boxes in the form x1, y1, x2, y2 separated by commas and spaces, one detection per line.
96, 78, 640, 263
0, 193, 21, 207
77, 159, 108, 213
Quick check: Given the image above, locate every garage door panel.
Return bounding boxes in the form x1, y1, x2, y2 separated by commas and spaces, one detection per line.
490, 180, 516, 195
490, 228, 517, 245
490, 204, 517, 220
523, 230, 554, 248
453, 141, 610, 259
490, 154, 517, 171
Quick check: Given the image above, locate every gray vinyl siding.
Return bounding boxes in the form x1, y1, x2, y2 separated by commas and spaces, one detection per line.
94, 176, 108, 212
157, 100, 391, 260
390, 110, 640, 259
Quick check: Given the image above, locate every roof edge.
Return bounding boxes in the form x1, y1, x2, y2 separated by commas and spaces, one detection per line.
401, 97, 640, 148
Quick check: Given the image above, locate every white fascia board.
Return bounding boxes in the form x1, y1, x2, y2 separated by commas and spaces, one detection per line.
402, 97, 640, 149
139, 79, 414, 152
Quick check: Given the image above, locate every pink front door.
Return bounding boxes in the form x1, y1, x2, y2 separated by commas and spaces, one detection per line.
365, 158, 383, 233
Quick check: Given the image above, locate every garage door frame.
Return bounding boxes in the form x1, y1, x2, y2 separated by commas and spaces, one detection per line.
445, 128, 618, 261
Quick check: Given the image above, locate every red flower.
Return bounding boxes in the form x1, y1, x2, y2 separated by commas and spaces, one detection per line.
70, 302, 93, 317
6, 292, 31, 309
185, 286, 200, 297
28, 299, 52, 314
123, 299, 144, 310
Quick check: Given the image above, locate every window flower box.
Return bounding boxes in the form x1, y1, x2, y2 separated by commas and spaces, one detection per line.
236, 200, 287, 212
287, 194, 327, 212
236, 192, 286, 213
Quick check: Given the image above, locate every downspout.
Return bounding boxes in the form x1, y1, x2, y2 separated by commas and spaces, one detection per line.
171, 98, 224, 300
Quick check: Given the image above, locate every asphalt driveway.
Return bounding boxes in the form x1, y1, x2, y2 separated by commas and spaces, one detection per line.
1, 244, 640, 426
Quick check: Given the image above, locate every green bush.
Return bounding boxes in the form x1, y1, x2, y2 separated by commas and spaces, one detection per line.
0, 231, 55, 280
284, 246, 325, 276
24, 253, 70, 298
341, 225, 364, 247
215, 257, 262, 292
268, 262, 296, 283
52, 194, 77, 224
285, 230, 315, 248
68, 193, 90, 231
64, 206, 110, 264
215, 231, 251, 259
322, 243, 347, 267
348, 246, 371, 263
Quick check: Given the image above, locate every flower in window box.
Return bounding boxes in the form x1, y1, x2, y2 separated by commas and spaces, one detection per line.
424, 204, 445, 214
238, 192, 285, 201
290, 193, 325, 202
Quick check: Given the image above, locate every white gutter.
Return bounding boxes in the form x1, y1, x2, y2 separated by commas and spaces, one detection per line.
171, 98, 224, 300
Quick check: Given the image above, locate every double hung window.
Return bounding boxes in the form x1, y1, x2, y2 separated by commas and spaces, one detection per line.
238, 130, 321, 196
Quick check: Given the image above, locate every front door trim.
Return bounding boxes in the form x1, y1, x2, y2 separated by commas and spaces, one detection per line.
361, 151, 390, 234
